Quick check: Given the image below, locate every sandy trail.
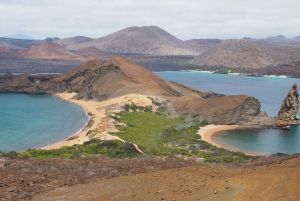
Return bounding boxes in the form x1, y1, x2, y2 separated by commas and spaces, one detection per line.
46, 93, 156, 150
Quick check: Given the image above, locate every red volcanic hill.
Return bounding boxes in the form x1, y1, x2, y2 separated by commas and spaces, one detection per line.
16, 43, 85, 61
52, 56, 183, 100
0, 47, 13, 53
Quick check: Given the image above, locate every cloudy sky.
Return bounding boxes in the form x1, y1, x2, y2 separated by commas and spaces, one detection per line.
0, 0, 299, 40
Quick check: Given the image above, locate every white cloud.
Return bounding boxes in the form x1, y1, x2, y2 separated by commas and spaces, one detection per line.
0, 0, 299, 40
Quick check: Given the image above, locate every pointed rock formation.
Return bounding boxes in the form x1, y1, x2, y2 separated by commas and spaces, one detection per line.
278, 83, 299, 124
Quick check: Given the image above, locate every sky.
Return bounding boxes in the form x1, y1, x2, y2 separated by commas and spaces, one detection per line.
0, 0, 300, 40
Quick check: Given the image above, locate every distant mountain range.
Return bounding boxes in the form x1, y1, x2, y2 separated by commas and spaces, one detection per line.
3, 34, 35, 40
252, 35, 300, 46
1, 27, 300, 70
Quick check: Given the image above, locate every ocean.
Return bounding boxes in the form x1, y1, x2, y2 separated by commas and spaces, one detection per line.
0, 93, 89, 152
156, 71, 300, 154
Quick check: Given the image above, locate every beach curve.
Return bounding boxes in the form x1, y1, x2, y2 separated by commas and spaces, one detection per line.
198, 125, 259, 156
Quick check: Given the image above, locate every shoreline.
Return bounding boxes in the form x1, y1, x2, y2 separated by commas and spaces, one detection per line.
198, 125, 262, 156
45, 94, 264, 156
42, 96, 91, 150
45, 93, 155, 150
44, 93, 99, 149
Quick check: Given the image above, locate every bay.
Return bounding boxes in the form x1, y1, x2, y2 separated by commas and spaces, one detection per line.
155, 71, 300, 154
0, 93, 89, 152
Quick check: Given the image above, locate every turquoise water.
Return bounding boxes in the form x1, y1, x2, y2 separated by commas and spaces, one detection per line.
156, 71, 300, 117
0, 93, 89, 152
212, 125, 300, 155
155, 71, 300, 154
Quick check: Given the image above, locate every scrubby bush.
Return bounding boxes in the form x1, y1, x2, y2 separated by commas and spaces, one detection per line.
144, 106, 153, 113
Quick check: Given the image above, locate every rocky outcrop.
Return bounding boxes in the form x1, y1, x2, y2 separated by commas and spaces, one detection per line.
172, 92, 273, 125
277, 83, 299, 123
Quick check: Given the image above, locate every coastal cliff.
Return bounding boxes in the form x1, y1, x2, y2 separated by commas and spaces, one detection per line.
172, 92, 274, 125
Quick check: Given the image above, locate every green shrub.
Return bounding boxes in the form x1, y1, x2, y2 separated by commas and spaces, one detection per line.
144, 106, 153, 113
4, 151, 18, 158
130, 102, 138, 112
123, 103, 130, 112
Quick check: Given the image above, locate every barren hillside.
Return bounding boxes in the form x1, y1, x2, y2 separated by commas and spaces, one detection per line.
190, 39, 300, 68
16, 43, 85, 61
56, 26, 201, 55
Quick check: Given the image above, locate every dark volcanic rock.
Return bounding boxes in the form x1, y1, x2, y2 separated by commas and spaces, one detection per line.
278, 83, 299, 123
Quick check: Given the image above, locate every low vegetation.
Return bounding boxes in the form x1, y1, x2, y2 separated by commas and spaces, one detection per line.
111, 109, 250, 163
5, 140, 139, 159
1, 102, 252, 163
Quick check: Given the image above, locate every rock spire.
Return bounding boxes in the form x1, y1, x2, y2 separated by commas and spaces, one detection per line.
278, 83, 299, 123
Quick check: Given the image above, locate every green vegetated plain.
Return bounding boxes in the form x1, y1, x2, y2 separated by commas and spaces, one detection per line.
1, 103, 252, 163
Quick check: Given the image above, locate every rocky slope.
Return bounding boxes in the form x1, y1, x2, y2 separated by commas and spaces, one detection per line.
15, 43, 86, 61
55, 26, 201, 55
172, 92, 273, 125
190, 39, 300, 68
51, 57, 183, 100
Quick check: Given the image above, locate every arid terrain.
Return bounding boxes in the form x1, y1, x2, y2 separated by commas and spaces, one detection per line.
15, 43, 86, 61
190, 39, 300, 69
0, 154, 299, 200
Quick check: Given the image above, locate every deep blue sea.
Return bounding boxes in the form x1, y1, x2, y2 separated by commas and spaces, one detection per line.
0, 93, 89, 152
156, 71, 300, 155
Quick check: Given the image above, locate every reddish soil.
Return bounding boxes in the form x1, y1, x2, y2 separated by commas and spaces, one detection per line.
16, 43, 86, 61
1, 154, 299, 201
